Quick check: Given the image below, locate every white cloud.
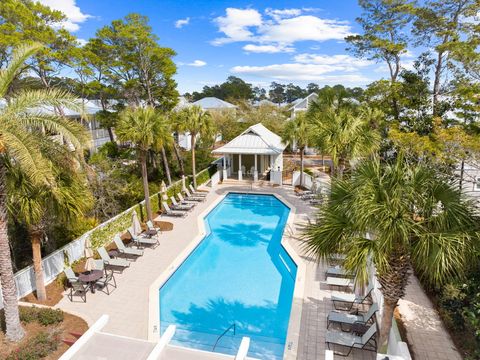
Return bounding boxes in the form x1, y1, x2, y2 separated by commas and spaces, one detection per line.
212, 8, 262, 45
175, 17, 190, 28
37, 0, 90, 32
294, 53, 372, 67
182, 60, 207, 67
76, 38, 88, 47
243, 44, 295, 53
231, 63, 369, 81
212, 7, 353, 49
265, 8, 302, 21
259, 16, 352, 44
230, 53, 373, 84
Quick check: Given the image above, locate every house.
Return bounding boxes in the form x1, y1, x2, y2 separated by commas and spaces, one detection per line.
212, 123, 286, 184
289, 93, 318, 118
192, 97, 237, 111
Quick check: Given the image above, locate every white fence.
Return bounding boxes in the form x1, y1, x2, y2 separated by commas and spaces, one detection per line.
292, 171, 330, 191
0, 169, 219, 309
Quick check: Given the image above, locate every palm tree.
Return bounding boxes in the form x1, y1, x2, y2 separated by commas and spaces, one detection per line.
175, 106, 214, 188
303, 155, 479, 350
115, 106, 171, 221
7, 144, 92, 302
282, 112, 310, 187
0, 43, 87, 341
309, 103, 381, 177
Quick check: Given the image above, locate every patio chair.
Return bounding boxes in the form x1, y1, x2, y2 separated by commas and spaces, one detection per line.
170, 196, 195, 211
325, 322, 377, 356
66, 273, 88, 303
64, 267, 78, 282
114, 234, 144, 259
98, 246, 130, 272
177, 192, 196, 205
189, 184, 208, 196
146, 220, 161, 235
326, 276, 354, 291
127, 227, 159, 248
183, 188, 206, 202
327, 303, 379, 330
325, 266, 355, 280
95, 269, 117, 295
331, 283, 374, 311
162, 202, 187, 217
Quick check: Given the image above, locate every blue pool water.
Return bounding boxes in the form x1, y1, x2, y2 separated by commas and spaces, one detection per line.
159, 193, 296, 359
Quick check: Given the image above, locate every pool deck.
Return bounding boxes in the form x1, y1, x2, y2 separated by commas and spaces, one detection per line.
56, 183, 372, 359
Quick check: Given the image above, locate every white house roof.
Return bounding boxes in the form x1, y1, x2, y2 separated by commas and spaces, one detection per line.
212, 123, 286, 155
0, 98, 109, 117
192, 97, 237, 110
289, 93, 318, 111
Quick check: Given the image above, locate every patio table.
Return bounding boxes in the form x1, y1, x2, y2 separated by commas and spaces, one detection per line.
79, 270, 103, 294
144, 229, 157, 238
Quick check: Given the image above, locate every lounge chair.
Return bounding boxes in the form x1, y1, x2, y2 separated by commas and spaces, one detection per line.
325, 266, 354, 280
326, 276, 354, 291
162, 202, 187, 217
183, 189, 206, 202
170, 196, 195, 211
146, 220, 161, 235
177, 192, 196, 205
189, 184, 208, 196
98, 246, 130, 272
325, 322, 377, 356
95, 269, 117, 295
127, 227, 159, 248
114, 234, 144, 259
331, 283, 374, 310
327, 303, 379, 330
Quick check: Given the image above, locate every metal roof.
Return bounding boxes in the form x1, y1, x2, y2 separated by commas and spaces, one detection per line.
192, 97, 237, 110
212, 123, 286, 155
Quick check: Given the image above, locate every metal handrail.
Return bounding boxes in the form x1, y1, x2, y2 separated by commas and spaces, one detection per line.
212, 323, 236, 351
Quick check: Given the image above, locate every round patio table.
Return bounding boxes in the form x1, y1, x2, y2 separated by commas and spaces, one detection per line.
144, 229, 157, 237
79, 270, 103, 294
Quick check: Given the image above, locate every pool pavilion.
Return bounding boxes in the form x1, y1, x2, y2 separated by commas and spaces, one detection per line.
212, 123, 286, 183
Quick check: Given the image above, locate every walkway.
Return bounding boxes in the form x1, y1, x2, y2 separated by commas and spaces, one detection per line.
398, 277, 462, 360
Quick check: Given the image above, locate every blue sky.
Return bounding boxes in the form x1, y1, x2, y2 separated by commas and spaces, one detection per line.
40, 0, 409, 93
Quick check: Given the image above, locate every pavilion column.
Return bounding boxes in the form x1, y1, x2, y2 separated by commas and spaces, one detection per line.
238, 154, 243, 181
254, 154, 258, 181
222, 154, 228, 180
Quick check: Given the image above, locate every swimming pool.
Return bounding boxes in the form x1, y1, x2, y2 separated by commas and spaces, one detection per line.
159, 193, 296, 359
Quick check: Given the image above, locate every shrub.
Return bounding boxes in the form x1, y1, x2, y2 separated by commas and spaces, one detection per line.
18, 306, 64, 326
37, 308, 64, 326
6, 331, 59, 360
19, 306, 38, 324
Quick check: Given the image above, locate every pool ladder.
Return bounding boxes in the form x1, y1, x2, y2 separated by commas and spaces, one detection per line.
212, 323, 236, 351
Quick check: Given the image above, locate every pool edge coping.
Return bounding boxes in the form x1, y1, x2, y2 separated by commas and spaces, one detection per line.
147, 188, 307, 360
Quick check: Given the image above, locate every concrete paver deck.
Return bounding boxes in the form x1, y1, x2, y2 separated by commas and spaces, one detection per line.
56, 182, 460, 360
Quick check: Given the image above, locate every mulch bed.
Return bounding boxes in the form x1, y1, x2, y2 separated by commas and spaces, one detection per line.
0, 308, 88, 359
20, 281, 65, 308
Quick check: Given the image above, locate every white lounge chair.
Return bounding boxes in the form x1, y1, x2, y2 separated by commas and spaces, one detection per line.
331, 283, 374, 310
325, 323, 377, 356
170, 196, 194, 211
325, 266, 354, 280
114, 234, 143, 259
97, 246, 130, 272
177, 192, 196, 205
326, 276, 354, 291
127, 227, 159, 248
189, 184, 207, 197
162, 202, 187, 217
327, 303, 379, 330
146, 220, 161, 235
183, 188, 205, 202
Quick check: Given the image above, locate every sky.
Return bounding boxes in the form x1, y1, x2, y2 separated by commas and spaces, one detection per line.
38, 0, 412, 94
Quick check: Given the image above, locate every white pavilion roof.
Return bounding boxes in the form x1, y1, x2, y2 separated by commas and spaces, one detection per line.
212, 123, 286, 155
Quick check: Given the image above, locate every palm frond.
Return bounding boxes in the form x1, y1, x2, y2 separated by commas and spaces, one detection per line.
0, 43, 43, 97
